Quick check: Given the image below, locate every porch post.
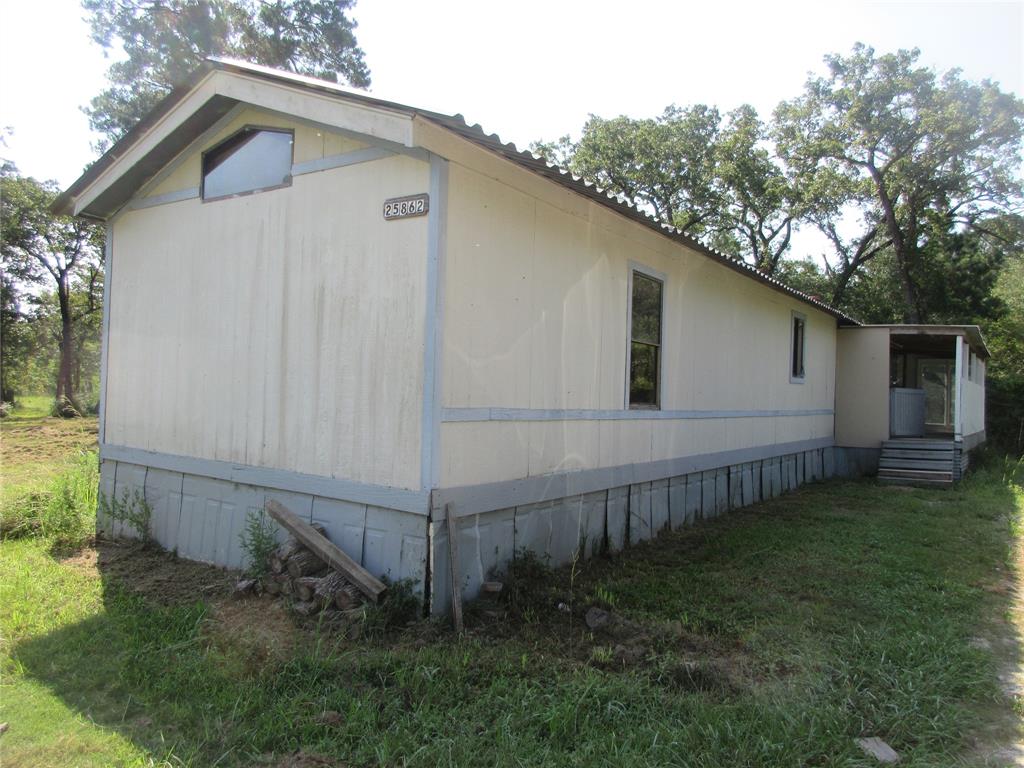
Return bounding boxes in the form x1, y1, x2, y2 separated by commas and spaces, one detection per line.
953, 337, 963, 439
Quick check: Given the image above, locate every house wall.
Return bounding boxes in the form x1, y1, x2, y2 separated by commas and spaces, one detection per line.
835, 327, 890, 448
435, 158, 836, 491
105, 108, 430, 493
960, 339, 986, 440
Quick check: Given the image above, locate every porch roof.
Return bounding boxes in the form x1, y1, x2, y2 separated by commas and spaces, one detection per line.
860, 324, 990, 359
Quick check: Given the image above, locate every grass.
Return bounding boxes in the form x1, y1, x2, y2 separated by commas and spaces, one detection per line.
0, 407, 1021, 766
1, 394, 98, 510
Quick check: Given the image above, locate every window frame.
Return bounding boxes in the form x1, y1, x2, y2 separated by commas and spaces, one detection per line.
625, 262, 666, 410
790, 311, 807, 384
200, 125, 295, 203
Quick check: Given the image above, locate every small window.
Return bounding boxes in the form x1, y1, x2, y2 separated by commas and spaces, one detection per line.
202, 127, 294, 201
791, 313, 806, 381
629, 270, 663, 408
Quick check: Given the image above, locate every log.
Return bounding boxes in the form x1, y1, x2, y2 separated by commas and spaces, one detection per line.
314, 571, 349, 610
294, 576, 320, 602
335, 582, 361, 610
292, 600, 319, 617
266, 500, 386, 603
287, 550, 327, 579
272, 524, 327, 572
277, 574, 294, 596
264, 577, 282, 596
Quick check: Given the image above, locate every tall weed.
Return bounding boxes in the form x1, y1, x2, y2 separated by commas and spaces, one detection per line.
1, 451, 99, 549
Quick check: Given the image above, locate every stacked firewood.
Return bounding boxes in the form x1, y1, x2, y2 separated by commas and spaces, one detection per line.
260, 525, 365, 616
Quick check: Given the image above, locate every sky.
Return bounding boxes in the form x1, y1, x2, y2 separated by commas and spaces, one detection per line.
0, 0, 1021, 257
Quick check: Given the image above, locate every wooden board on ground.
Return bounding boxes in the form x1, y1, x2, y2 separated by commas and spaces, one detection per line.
266, 500, 386, 603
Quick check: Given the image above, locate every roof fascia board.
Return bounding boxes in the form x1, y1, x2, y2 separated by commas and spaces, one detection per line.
135, 102, 248, 200
413, 115, 841, 324
214, 71, 415, 148
72, 73, 222, 217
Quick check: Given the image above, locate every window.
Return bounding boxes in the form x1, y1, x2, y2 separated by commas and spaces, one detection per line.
202, 127, 294, 201
629, 270, 663, 407
790, 313, 806, 382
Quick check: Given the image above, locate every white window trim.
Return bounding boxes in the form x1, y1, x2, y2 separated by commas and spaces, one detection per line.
790, 310, 807, 384
625, 261, 667, 410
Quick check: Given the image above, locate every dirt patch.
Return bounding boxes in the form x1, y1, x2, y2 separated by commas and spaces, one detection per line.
207, 596, 303, 661
61, 540, 236, 606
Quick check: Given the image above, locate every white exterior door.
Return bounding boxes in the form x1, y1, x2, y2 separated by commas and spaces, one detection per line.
918, 359, 955, 430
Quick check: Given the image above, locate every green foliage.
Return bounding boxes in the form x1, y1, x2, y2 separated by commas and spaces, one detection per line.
360, 577, 422, 633
99, 487, 153, 545
0, 451, 99, 549
82, 0, 371, 146
0, 168, 104, 407
774, 44, 1024, 320
533, 104, 801, 272
238, 509, 278, 577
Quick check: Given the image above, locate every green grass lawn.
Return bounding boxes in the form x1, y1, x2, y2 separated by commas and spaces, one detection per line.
1, 408, 1021, 767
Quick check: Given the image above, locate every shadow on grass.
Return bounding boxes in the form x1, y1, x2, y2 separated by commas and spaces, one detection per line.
10, 467, 1024, 767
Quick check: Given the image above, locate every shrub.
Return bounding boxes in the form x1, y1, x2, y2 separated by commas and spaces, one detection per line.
238, 509, 278, 577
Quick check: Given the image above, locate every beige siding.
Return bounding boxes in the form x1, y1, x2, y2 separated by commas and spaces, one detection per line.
835, 328, 890, 448
961, 341, 985, 438
437, 157, 837, 488
107, 136, 429, 491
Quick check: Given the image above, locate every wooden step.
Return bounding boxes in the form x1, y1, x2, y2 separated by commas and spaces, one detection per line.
879, 457, 954, 469
878, 476, 952, 488
882, 440, 954, 450
880, 449, 954, 460
878, 468, 953, 480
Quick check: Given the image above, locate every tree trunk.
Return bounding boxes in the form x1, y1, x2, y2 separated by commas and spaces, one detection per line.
55, 272, 81, 414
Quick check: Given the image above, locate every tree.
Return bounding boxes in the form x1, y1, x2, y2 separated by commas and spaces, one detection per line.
83, 0, 371, 146
0, 170, 104, 413
533, 105, 806, 274
533, 105, 725, 237
774, 44, 1024, 322
713, 105, 803, 274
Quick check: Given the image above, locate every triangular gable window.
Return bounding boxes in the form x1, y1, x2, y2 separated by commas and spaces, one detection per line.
202, 126, 294, 201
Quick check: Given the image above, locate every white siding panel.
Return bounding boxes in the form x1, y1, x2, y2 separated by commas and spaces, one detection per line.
439, 160, 837, 488
108, 150, 429, 491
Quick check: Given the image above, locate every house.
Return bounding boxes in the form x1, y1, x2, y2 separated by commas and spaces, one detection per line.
54, 59, 988, 612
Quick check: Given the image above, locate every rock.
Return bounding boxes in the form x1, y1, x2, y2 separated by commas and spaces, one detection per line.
585, 606, 611, 630
855, 736, 900, 764
233, 579, 257, 598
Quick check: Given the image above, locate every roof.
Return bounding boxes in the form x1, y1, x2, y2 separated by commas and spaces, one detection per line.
852, 324, 990, 358
55, 58, 859, 325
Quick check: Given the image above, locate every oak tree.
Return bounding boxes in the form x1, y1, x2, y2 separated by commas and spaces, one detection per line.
83, 0, 371, 146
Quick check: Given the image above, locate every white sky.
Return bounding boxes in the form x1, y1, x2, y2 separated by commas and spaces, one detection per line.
0, 0, 1021, 260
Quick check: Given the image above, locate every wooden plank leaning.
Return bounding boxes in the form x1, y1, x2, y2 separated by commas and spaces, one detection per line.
265, 499, 387, 603
445, 502, 464, 633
